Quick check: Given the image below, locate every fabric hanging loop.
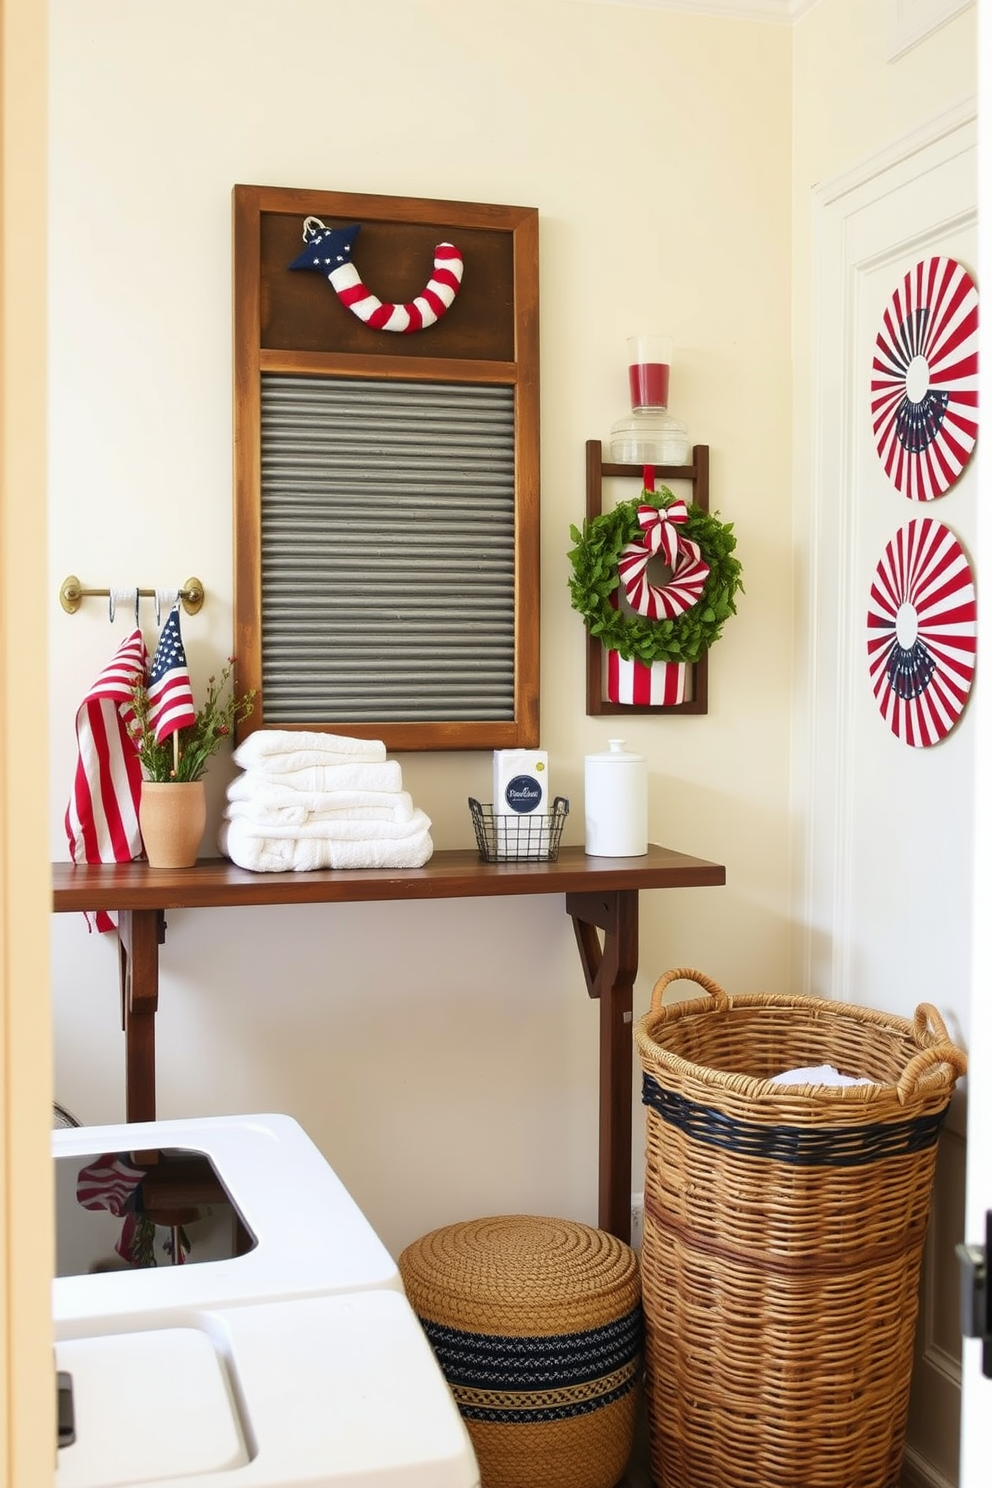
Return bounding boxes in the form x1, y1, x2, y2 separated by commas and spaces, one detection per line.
108, 586, 136, 625
155, 587, 179, 628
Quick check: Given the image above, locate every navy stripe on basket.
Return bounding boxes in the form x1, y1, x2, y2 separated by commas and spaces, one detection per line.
641, 1072, 948, 1166
418, 1306, 643, 1390
457, 1374, 637, 1425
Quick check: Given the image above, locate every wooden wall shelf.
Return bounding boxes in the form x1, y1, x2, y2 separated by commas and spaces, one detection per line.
52, 845, 726, 1242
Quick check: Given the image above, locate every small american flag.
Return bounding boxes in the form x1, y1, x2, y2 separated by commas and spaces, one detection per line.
65, 628, 149, 931
147, 604, 196, 744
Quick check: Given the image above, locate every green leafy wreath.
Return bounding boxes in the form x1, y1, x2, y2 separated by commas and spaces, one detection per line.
568, 488, 743, 665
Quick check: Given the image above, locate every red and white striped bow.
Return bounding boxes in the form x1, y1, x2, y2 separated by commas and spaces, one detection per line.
617, 504, 710, 622
635, 501, 689, 568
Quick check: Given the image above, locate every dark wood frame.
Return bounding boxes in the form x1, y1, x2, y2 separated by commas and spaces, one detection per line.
584, 439, 711, 716
232, 184, 541, 751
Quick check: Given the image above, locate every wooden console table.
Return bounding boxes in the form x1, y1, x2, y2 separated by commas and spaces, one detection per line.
52, 845, 725, 1241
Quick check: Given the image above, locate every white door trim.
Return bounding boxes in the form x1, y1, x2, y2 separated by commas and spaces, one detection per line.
815, 96, 976, 210
886, 0, 975, 63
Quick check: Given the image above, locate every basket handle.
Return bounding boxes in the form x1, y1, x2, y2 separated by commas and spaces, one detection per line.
913, 1002, 950, 1045
649, 967, 730, 1016
895, 1002, 969, 1103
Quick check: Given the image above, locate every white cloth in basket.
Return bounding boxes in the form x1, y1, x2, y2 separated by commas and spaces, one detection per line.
771, 1063, 876, 1088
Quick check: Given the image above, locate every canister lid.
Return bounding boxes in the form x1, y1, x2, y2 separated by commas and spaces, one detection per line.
585, 738, 645, 764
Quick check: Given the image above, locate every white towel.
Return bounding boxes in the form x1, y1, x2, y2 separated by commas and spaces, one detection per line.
226, 772, 410, 814
218, 815, 434, 873
233, 729, 386, 770
229, 760, 404, 796
222, 808, 431, 844
771, 1064, 875, 1088
224, 790, 415, 829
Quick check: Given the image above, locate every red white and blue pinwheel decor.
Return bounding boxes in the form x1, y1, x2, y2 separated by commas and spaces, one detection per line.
866, 517, 976, 748
870, 256, 978, 501
289, 216, 463, 333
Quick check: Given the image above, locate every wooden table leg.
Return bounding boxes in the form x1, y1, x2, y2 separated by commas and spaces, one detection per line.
117, 909, 165, 1123
565, 889, 639, 1242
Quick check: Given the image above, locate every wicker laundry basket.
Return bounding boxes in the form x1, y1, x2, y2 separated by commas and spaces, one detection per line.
634, 968, 968, 1488
398, 1214, 642, 1488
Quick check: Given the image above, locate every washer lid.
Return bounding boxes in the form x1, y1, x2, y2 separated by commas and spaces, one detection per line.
56, 1290, 480, 1488
56, 1326, 247, 1486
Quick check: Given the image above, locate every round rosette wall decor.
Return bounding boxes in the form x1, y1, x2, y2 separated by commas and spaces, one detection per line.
568, 490, 743, 705
866, 516, 976, 748
870, 256, 979, 501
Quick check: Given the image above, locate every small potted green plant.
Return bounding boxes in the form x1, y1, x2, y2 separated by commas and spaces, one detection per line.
126, 656, 256, 867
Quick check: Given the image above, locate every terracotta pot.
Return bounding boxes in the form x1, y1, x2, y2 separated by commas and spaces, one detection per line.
139, 780, 207, 868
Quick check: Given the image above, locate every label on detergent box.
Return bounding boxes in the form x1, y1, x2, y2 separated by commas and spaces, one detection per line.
505, 775, 543, 813
493, 750, 549, 816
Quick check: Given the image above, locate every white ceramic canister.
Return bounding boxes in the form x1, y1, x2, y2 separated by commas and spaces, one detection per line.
584, 739, 648, 857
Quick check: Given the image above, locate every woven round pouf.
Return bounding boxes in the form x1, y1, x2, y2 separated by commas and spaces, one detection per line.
398, 1215, 642, 1488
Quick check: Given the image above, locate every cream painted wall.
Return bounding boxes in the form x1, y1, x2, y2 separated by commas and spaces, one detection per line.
44, 0, 976, 1263
20, 0, 975, 1482
47, 0, 793, 1256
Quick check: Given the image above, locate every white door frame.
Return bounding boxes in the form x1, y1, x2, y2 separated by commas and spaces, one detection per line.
958, 72, 992, 1488
1, 1, 55, 1484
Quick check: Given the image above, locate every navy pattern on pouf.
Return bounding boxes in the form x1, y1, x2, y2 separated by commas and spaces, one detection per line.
399, 1214, 642, 1488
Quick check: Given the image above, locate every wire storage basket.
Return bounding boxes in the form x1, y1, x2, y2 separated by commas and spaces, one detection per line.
633, 968, 968, 1488
469, 796, 569, 863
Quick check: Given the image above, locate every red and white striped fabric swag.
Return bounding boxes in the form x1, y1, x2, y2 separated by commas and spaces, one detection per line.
65, 628, 149, 931
333, 241, 463, 332
75, 1152, 146, 1217
607, 651, 688, 707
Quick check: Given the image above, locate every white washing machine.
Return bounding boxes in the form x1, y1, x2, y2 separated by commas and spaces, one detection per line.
52, 1114, 480, 1488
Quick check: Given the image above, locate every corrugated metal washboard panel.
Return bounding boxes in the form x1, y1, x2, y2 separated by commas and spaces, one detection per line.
260, 374, 517, 723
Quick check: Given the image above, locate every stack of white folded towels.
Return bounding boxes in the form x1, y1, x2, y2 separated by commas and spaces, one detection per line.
217, 729, 433, 873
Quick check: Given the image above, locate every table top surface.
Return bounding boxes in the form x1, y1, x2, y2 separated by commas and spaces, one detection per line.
52, 844, 726, 912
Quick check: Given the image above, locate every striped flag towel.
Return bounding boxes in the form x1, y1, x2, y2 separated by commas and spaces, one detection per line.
64, 628, 149, 932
